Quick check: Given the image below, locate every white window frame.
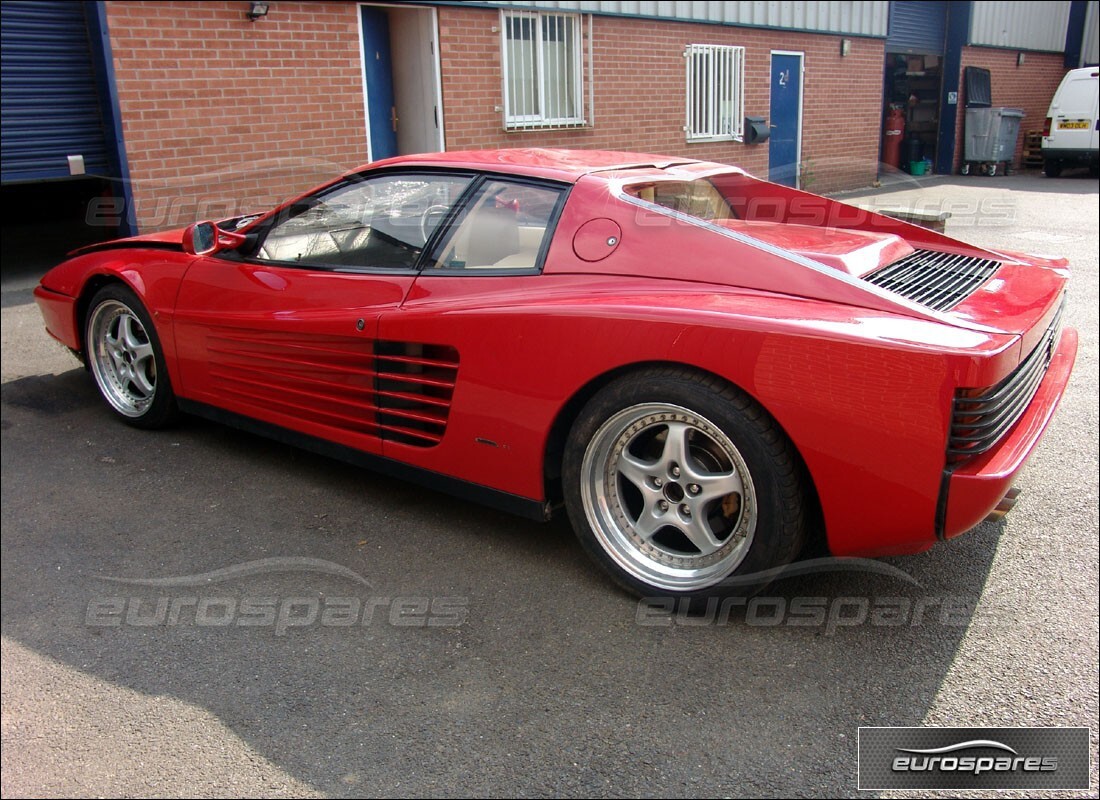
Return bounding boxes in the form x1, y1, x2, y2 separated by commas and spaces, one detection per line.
500, 9, 586, 130
685, 44, 745, 143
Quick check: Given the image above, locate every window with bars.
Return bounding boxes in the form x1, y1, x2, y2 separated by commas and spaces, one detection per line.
501, 9, 585, 129
685, 44, 745, 142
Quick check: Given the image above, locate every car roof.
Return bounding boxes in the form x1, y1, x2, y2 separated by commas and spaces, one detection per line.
359, 148, 716, 183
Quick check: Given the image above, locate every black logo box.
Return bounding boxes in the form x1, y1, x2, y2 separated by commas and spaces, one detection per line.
858, 727, 1091, 791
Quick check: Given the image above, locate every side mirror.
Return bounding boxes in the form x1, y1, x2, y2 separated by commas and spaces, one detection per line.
183, 221, 247, 256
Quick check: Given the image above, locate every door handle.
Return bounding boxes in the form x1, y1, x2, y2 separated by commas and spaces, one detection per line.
391, 106, 398, 132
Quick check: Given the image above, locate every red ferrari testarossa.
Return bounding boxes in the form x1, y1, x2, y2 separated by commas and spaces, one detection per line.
34, 149, 1077, 597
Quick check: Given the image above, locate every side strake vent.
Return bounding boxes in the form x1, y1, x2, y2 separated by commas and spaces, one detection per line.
864, 249, 1002, 311
205, 331, 457, 449
373, 341, 459, 447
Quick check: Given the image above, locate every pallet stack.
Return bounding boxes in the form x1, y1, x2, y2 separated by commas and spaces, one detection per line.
1022, 131, 1044, 169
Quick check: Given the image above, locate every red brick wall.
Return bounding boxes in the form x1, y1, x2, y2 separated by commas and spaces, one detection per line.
106, 1, 369, 231
952, 47, 1067, 172
438, 7, 885, 194
107, 2, 887, 231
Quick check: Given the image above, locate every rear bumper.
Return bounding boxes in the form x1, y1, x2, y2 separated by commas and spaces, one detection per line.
1041, 147, 1099, 165
33, 285, 80, 351
941, 326, 1078, 538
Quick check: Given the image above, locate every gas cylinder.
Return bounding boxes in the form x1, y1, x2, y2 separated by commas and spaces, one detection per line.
882, 107, 905, 169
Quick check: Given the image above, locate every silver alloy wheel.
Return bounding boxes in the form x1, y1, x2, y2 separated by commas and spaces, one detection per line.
87, 299, 157, 418
579, 403, 758, 592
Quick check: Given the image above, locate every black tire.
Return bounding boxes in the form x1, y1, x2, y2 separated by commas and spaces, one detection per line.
1044, 159, 1063, 177
84, 284, 179, 429
960, 163, 971, 176
562, 368, 807, 601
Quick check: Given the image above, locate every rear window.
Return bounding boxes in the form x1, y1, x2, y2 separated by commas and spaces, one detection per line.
624, 179, 735, 221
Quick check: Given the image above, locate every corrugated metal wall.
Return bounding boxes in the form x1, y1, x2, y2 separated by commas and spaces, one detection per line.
1083, 0, 1099, 65
969, 0, 1071, 52
496, 1, 889, 37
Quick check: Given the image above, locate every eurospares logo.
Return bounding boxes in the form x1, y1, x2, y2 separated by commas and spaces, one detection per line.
858, 727, 1091, 790
893, 739, 1056, 774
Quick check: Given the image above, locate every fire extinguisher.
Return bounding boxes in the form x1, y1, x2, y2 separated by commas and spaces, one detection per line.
882, 106, 905, 169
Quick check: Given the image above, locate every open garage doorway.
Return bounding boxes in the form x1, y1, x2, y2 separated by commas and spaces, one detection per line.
1, 1, 129, 285
881, 0, 949, 176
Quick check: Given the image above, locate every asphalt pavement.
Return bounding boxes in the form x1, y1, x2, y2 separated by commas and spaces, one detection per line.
2, 171, 1097, 798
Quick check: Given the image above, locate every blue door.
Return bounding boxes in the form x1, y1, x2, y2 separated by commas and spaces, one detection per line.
361, 7, 397, 161
769, 53, 802, 187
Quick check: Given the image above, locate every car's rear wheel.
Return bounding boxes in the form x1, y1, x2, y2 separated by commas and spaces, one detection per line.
85, 284, 178, 428
563, 368, 807, 599
1044, 159, 1063, 177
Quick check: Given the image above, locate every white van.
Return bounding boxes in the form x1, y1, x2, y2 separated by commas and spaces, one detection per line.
1042, 67, 1099, 177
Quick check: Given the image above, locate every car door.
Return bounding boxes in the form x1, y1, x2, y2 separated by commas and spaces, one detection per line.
172, 171, 473, 455
378, 176, 570, 489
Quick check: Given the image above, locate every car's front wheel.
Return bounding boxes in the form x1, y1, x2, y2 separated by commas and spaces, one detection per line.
85, 284, 178, 429
563, 369, 807, 599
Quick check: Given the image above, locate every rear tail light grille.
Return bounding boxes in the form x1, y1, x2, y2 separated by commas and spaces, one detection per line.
948, 299, 1065, 461
864, 249, 1002, 311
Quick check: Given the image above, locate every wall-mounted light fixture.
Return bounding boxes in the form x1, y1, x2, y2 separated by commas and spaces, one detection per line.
1017, 51, 1026, 66
247, 1, 270, 21
840, 38, 852, 57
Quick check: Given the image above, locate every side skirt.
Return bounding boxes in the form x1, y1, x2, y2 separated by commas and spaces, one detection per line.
177, 399, 553, 522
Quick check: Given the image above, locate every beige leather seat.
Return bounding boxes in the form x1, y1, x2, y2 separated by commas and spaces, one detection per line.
490, 226, 544, 268
465, 204, 520, 267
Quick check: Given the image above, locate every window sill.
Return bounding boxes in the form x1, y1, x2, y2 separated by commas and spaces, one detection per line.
504, 120, 589, 132
685, 135, 744, 144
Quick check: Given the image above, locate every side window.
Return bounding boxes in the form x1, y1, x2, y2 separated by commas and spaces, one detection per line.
429, 180, 564, 271
255, 173, 472, 269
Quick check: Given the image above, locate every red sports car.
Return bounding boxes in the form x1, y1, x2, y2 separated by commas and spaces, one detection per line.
34, 149, 1077, 598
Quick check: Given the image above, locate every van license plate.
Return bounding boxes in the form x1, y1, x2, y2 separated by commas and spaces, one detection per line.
1058, 120, 1089, 129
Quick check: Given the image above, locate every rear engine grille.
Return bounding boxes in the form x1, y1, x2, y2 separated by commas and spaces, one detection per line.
948, 299, 1065, 461
865, 249, 1002, 311
374, 341, 459, 447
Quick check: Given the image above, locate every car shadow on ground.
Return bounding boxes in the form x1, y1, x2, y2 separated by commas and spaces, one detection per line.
1, 365, 1009, 797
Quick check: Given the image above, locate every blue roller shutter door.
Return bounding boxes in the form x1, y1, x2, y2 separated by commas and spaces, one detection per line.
1, 0, 111, 182
887, 0, 948, 55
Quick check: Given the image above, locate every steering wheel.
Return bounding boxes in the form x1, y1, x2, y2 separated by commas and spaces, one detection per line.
419, 204, 451, 243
